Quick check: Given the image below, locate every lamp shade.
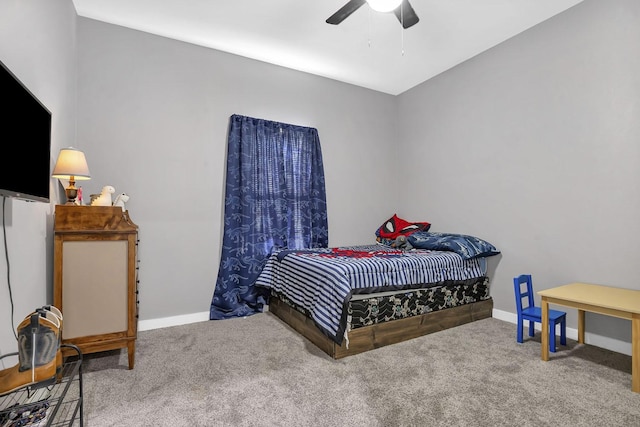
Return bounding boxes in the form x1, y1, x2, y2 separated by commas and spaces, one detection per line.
366, 0, 403, 13
52, 147, 91, 180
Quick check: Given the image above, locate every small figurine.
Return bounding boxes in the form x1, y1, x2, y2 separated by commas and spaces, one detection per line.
75, 186, 83, 205
113, 193, 130, 211
90, 185, 115, 206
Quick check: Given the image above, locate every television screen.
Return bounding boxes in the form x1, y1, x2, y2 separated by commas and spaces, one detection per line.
0, 59, 52, 203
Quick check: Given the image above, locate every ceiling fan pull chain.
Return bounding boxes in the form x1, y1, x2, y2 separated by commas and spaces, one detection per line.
401, 3, 405, 55
367, 8, 373, 48
368, 7, 372, 48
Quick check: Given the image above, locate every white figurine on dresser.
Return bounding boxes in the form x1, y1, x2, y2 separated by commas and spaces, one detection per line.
90, 185, 115, 206
113, 193, 129, 211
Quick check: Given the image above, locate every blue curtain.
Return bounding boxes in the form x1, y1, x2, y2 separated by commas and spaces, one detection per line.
209, 114, 329, 319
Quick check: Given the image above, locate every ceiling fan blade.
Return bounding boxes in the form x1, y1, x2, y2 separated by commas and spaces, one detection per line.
394, 0, 419, 29
326, 0, 367, 25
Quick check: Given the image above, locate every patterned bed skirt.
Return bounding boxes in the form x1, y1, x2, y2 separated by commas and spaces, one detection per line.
269, 276, 489, 332
348, 276, 489, 330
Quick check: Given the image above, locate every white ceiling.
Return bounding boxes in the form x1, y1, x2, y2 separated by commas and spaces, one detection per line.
72, 0, 584, 95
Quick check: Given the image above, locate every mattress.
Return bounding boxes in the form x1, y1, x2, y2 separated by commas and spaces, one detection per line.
256, 245, 488, 344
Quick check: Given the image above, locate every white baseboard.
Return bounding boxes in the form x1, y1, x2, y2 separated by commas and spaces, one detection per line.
138, 308, 632, 357
138, 311, 210, 331
492, 308, 632, 356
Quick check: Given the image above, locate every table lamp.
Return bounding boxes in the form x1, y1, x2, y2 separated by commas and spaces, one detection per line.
52, 147, 91, 205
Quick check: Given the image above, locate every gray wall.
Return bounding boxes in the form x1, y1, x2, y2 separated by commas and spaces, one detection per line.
397, 0, 640, 351
2, 0, 638, 357
75, 18, 400, 323
0, 0, 77, 358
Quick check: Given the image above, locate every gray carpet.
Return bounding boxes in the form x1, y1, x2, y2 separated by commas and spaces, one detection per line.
79, 314, 640, 426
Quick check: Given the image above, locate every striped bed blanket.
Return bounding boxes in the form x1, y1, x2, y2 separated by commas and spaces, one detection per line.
255, 245, 488, 344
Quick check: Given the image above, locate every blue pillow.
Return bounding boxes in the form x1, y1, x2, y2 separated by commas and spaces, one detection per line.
407, 232, 500, 260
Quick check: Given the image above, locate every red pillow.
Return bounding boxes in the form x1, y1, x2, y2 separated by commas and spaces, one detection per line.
376, 214, 431, 239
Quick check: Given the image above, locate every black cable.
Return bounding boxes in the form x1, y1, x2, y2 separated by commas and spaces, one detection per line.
2, 197, 18, 340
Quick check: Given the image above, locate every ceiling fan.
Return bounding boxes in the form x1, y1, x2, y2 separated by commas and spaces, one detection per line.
326, 0, 419, 29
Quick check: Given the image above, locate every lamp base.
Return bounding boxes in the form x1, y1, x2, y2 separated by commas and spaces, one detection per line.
65, 187, 78, 205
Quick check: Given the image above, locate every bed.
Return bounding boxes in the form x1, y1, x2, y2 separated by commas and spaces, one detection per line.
256, 231, 499, 359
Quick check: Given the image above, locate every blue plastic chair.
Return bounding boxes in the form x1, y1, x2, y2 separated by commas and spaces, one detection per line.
514, 274, 566, 352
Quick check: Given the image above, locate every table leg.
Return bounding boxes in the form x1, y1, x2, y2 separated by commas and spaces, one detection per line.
541, 297, 549, 361
632, 314, 639, 393
578, 309, 585, 344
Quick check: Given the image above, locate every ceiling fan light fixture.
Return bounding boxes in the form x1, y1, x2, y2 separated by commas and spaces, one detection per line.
366, 0, 403, 13
326, 0, 418, 29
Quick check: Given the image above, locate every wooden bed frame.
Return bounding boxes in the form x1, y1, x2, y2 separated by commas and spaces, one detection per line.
268, 296, 493, 359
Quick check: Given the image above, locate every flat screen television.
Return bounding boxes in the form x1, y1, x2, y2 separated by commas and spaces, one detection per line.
0, 59, 52, 203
